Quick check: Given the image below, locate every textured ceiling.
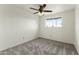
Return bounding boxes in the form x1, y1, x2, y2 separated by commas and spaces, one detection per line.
25, 4, 75, 15
0, 4, 75, 15
44, 4, 75, 14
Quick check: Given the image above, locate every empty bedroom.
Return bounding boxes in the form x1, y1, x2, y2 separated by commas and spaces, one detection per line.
0, 4, 79, 55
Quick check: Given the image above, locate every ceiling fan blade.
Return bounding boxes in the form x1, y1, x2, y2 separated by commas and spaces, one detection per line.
43, 10, 52, 12
33, 12, 38, 14
39, 4, 46, 10
30, 7, 38, 11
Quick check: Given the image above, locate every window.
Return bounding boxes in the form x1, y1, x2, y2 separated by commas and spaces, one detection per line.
45, 17, 63, 28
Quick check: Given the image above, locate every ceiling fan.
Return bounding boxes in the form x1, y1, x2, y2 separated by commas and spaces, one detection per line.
30, 4, 52, 15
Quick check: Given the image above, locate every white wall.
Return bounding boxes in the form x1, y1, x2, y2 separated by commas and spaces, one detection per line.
39, 10, 75, 44
0, 4, 76, 52
0, 5, 39, 51
75, 5, 79, 54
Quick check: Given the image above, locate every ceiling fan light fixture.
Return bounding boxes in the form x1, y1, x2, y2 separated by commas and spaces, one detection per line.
38, 12, 44, 16
30, 4, 52, 15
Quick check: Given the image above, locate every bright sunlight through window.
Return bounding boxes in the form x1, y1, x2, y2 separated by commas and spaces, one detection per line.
45, 17, 63, 28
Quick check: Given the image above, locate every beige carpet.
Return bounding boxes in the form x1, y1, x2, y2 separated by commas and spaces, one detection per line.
0, 38, 78, 55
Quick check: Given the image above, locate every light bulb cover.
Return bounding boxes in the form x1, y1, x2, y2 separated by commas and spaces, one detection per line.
38, 12, 44, 16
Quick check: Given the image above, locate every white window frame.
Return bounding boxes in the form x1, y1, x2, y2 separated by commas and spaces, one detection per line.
45, 17, 63, 28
